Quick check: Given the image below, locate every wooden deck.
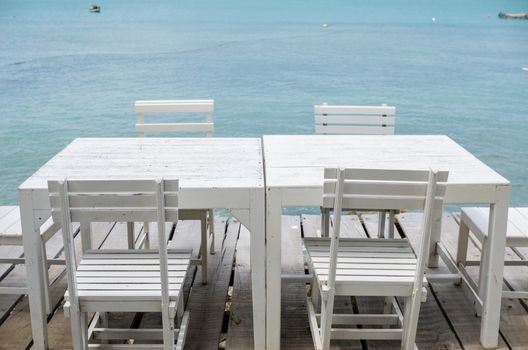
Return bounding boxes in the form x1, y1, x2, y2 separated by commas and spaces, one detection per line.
0, 212, 528, 349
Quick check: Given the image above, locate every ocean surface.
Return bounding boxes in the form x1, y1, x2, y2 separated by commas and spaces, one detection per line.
0, 0, 527, 205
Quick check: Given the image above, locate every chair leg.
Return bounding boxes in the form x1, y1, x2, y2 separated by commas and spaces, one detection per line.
311, 277, 320, 311
69, 307, 86, 350
321, 208, 330, 238
162, 308, 176, 350
143, 222, 150, 249
127, 222, 135, 249
378, 211, 387, 238
99, 312, 109, 344
201, 212, 208, 284
383, 296, 393, 329
80, 312, 89, 350
401, 291, 422, 350
80, 222, 92, 254
477, 238, 490, 305
389, 211, 396, 239
320, 290, 335, 350
383, 296, 393, 314
456, 220, 470, 267
40, 238, 52, 315
208, 209, 215, 255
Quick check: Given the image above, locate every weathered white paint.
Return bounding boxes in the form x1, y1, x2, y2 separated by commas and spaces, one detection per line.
19, 137, 266, 350
263, 134, 510, 349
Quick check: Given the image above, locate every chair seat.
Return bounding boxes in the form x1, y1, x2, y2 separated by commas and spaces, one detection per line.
304, 238, 417, 297
461, 207, 528, 246
68, 249, 191, 302
0, 206, 56, 242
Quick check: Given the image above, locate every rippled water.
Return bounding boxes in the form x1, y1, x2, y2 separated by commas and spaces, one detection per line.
0, 0, 527, 205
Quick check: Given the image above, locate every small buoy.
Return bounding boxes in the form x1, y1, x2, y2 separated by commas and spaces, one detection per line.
322, 23, 329, 28
432, 17, 436, 22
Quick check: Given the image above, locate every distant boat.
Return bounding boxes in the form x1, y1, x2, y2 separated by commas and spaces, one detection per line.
523, 67, 528, 72
498, 12, 528, 20
90, 5, 101, 13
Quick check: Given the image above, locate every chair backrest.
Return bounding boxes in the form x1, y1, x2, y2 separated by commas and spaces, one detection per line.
323, 168, 448, 293
135, 99, 214, 137
314, 104, 395, 135
48, 178, 179, 312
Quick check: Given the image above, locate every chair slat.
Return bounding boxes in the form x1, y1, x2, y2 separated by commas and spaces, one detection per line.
324, 168, 449, 182
135, 100, 214, 113
315, 115, 396, 125
314, 105, 395, 115
136, 123, 214, 133
314, 104, 396, 135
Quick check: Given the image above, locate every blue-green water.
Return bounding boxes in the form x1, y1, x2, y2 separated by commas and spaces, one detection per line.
1, 0, 527, 205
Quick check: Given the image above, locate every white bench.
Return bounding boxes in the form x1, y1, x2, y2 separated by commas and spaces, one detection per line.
457, 207, 528, 299
0, 206, 62, 314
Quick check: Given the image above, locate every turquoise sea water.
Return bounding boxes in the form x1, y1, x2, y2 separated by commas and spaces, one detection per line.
0, 0, 527, 205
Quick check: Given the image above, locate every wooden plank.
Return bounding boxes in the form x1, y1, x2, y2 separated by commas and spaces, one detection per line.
179, 217, 234, 350
361, 213, 462, 350
28, 222, 131, 349
398, 212, 509, 350
225, 223, 254, 349
132, 216, 205, 348
0, 224, 75, 350
302, 214, 363, 350
279, 215, 314, 349
314, 105, 396, 116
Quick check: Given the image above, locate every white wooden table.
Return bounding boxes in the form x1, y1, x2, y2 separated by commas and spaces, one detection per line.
263, 135, 510, 349
19, 137, 266, 350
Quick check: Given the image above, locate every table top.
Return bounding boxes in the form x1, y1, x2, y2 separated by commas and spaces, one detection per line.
263, 135, 509, 189
20, 138, 264, 190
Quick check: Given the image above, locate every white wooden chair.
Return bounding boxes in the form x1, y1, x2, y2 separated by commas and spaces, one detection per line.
304, 168, 448, 350
0, 206, 62, 314
314, 104, 398, 239
134, 99, 214, 284
457, 207, 528, 300
48, 178, 191, 350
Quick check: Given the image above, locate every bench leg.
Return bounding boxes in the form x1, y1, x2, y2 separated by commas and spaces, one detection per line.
478, 237, 489, 309
456, 220, 470, 267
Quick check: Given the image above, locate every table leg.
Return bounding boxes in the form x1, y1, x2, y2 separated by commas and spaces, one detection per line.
480, 185, 509, 348
266, 187, 282, 349
250, 189, 266, 350
19, 189, 48, 350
